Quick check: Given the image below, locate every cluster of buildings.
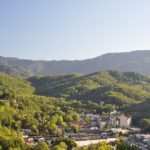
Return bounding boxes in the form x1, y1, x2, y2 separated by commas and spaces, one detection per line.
79, 110, 132, 130
21, 110, 133, 147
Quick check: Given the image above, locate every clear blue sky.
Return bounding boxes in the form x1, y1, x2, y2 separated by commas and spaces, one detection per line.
0, 0, 150, 60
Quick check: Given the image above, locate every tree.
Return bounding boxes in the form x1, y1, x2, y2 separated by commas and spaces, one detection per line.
57, 142, 68, 149
140, 119, 150, 132
34, 142, 49, 150
72, 125, 80, 133
96, 142, 113, 150
85, 115, 90, 125
51, 138, 77, 150
52, 145, 62, 150
116, 141, 140, 150
72, 113, 80, 123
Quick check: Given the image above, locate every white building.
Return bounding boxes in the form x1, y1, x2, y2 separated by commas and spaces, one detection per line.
109, 110, 132, 128
118, 114, 132, 128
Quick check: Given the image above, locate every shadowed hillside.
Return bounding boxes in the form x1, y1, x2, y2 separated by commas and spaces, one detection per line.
28, 70, 150, 106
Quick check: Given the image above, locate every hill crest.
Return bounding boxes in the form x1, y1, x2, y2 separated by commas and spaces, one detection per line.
1, 50, 150, 76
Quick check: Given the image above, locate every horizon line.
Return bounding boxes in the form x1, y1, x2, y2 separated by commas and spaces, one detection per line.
1, 49, 150, 61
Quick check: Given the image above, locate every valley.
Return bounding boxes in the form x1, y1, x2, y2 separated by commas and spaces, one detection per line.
0, 70, 149, 149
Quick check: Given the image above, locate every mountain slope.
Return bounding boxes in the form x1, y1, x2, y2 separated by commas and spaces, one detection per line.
0, 71, 149, 130
28, 70, 150, 106
0, 73, 34, 98
1, 50, 150, 75
0, 65, 30, 77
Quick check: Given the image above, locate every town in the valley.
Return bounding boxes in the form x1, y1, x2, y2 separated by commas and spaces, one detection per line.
22, 110, 150, 150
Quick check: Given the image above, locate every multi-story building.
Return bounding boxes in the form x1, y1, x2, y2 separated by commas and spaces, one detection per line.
117, 114, 132, 128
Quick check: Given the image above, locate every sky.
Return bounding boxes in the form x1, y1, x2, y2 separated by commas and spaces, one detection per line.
0, 0, 150, 60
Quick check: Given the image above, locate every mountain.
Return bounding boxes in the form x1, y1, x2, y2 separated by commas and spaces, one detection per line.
1, 50, 150, 76
0, 65, 30, 77
28, 70, 150, 106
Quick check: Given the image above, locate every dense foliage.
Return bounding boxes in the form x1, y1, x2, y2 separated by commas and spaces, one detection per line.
28, 71, 150, 106
76, 142, 113, 150
0, 126, 28, 150
124, 99, 150, 131
0, 73, 117, 149
28, 71, 150, 130
0, 71, 149, 149
0, 73, 34, 99
73, 141, 140, 150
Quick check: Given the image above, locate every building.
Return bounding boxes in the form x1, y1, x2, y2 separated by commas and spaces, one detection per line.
99, 116, 110, 128
109, 110, 132, 128
117, 114, 132, 128
109, 110, 119, 127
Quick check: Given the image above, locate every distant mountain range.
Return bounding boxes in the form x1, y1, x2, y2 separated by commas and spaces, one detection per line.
0, 50, 150, 76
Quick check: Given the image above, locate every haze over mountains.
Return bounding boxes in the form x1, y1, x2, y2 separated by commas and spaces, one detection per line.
0, 50, 150, 76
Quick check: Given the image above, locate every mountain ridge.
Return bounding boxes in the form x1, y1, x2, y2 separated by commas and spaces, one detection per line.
1, 50, 150, 76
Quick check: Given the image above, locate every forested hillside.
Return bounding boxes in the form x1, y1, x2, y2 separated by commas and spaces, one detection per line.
124, 99, 150, 132
28, 70, 150, 133
0, 71, 149, 148
0, 73, 116, 149
0, 73, 34, 99
28, 70, 150, 106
